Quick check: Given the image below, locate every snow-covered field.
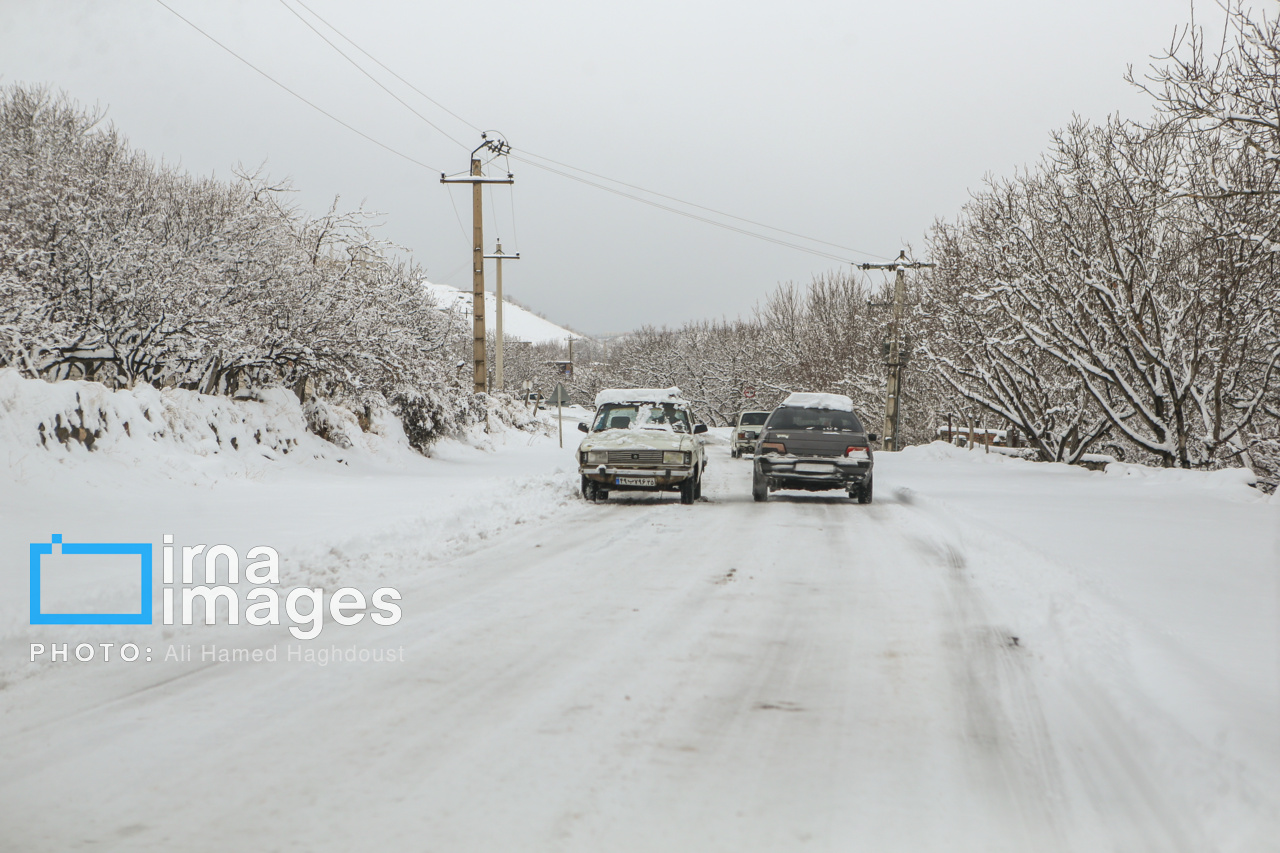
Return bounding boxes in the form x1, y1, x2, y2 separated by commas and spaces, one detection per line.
1, 393, 1277, 851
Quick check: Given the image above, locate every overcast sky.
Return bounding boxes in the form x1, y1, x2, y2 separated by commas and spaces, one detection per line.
1, 1, 1213, 337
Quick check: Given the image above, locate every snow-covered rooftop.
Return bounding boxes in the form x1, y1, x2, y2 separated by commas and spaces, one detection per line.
423, 281, 580, 345
780, 392, 855, 412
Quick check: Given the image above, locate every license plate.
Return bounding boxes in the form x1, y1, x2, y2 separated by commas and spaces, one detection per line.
795, 462, 832, 474
616, 476, 656, 486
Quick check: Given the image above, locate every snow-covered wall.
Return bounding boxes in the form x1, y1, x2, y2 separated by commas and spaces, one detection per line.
0, 368, 396, 464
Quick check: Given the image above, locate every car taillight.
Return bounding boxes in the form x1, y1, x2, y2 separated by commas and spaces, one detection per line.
760, 441, 786, 454
845, 445, 870, 459
738, 432, 747, 440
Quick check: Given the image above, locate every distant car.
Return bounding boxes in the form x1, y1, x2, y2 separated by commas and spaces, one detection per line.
752, 392, 876, 503
577, 387, 709, 504
731, 410, 771, 458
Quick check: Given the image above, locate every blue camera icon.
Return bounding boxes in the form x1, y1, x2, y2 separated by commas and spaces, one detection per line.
29, 535, 153, 625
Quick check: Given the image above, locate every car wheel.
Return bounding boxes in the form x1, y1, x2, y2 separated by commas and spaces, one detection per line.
752, 467, 768, 502
858, 477, 873, 504
731, 448, 739, 458
581, 475, 591, 499
679, 477, 696, 505
693, 473, 703, 500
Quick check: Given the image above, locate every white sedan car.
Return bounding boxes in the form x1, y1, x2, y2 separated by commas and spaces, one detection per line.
577, 387, 708, 504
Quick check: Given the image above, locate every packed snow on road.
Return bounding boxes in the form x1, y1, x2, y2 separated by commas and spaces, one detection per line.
0, 377, 1277, 852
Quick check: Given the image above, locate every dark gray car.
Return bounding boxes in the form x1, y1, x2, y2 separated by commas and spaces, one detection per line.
751, 398, 876, 503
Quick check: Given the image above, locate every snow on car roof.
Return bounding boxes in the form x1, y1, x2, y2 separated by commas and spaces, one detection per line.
781, 392, 855, 412
594, 387, 687, 407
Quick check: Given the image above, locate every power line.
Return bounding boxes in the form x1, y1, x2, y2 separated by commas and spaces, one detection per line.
514, 149, 893, 261
510, 155, 857, 264
292, 0, 483, 135
269, 3, 885, 264
168, 0, 890, 267
277, 0, 470, 150
152, 0, 439, 172
445, 183, 471, 250
507, 178, 520, 254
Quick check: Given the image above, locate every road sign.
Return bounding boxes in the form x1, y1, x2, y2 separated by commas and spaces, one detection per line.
548, 383, 571, 405
743, 388, 756, 399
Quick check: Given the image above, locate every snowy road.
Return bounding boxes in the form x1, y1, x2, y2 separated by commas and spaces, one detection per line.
1, 437, 1277, 851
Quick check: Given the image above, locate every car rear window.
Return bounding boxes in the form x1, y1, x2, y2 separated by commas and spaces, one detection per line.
739, 412, 769, 426
766, 407, 863, 432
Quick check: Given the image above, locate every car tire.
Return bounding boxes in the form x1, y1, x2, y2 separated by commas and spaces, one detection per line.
693, 473, 703, 500
857, 477, 873, 504
680, 477, 696, 505
752, 467, 768, 502
581, 475, 591, 500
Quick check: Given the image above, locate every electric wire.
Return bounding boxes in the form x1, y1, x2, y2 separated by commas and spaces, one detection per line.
513, 149, 892, 261
164, 0, 887, 266
152, 0, 439, 173
277, 0, 469, 150
511, 154, 856, 264
506, 179, 520, 254
293, 0, 484, 136
267, 3, 882, 264
445, 184, 471, 251
486, 183, 501, 244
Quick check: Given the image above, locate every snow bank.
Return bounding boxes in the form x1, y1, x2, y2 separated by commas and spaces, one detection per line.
780, 391, 854, 412
0, 368, 425, 475
1105, 460, 1259, 490
899, 440, 1263, 497
0, 368, 319, 457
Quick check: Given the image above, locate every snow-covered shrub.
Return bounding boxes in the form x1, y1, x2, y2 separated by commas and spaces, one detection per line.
0, 83, 541, 455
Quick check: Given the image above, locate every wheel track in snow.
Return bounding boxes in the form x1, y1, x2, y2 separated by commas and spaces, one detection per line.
891, 483, 1209, 852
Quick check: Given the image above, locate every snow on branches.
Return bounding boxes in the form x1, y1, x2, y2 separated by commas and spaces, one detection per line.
0, 84, 522, 451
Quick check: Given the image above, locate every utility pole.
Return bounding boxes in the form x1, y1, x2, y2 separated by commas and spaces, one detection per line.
441, 134, 514, 393
483, 241, 520, 391
860, 251, 934, 452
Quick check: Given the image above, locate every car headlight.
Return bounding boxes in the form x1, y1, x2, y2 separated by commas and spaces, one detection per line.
587, 450, 608, 464
663, 450, 689, 465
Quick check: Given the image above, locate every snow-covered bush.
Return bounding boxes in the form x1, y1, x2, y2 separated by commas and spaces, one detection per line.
0, 84, 538, 453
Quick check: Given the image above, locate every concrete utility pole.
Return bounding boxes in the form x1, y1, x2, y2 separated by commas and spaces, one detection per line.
441, 134, 514, 393
859, 251, 934, 452
483, 241, 520, 391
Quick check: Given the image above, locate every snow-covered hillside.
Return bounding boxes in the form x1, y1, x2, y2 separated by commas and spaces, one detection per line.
423, 281, 581, 345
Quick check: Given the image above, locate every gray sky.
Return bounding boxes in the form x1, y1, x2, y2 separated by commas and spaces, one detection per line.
1, 0, 1208, 337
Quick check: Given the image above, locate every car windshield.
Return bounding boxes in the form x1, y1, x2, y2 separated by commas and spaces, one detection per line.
766, 407, 863, 432
594, 403, 692, 433
739, 412, 769, 426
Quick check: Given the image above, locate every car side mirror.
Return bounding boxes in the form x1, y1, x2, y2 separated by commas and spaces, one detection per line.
867, 433, 879, 442
693, 424, 708, 435
577, 422, 589, 433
